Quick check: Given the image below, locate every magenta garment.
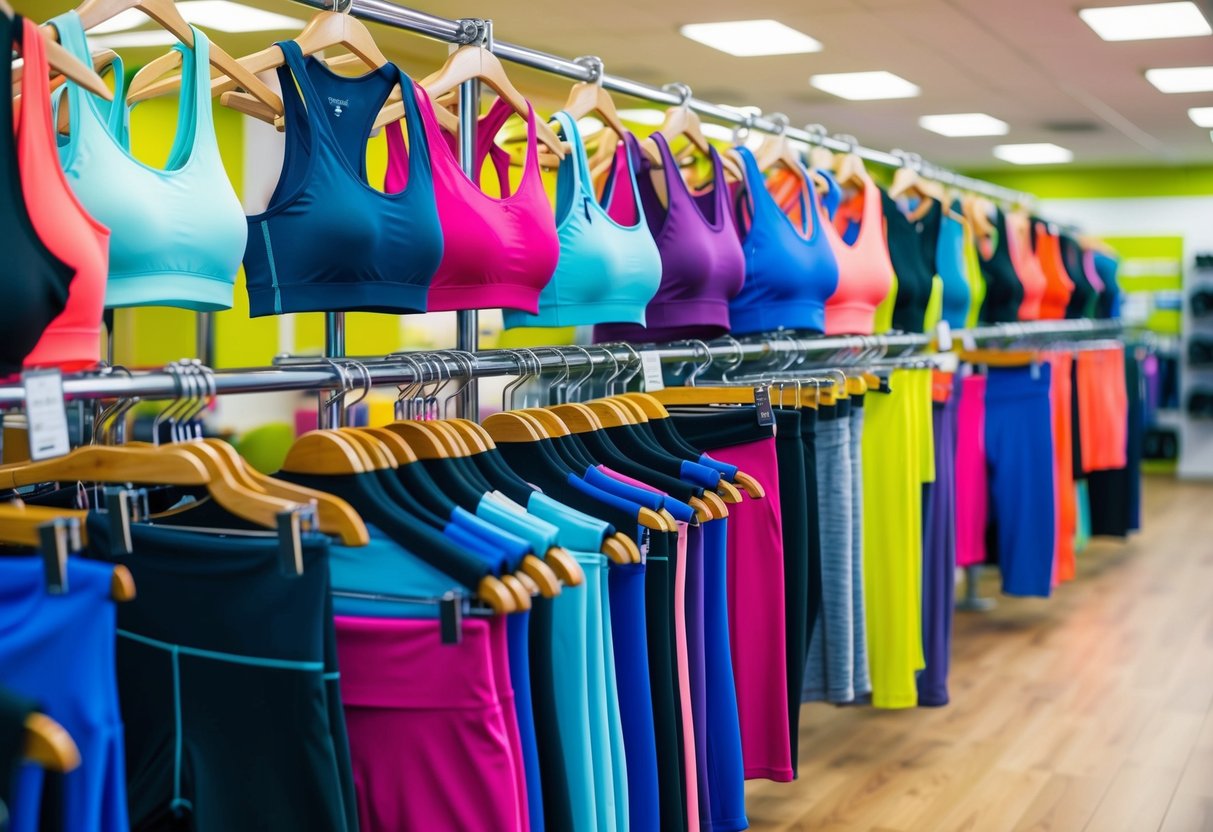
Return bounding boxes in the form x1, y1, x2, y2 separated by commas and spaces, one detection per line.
1082, 249, 1106, 295
955, 374, 989, 568
385, 93, 559, 314
702, 439, 792, 782
593, 133, 745, 344
336, 615, 525, 832
672, 521, 701, 831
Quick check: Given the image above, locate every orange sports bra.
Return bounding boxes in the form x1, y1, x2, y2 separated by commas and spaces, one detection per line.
1032, 219, 1073, 320
822, 174, 895, 335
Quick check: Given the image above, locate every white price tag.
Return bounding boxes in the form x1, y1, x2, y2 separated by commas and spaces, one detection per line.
935, 320, 953, 352
22, 369, 70, 460
640, 351, 665, 392
961, 331, 977, 352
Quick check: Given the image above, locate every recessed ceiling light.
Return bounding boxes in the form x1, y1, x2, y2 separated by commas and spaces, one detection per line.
619, 109, 666, 126
918, 113, 1010, 137
176, 1, 303, 33
993, 142, 1074, 164
810, 71, 920, 101
89, 30, 180, 49
1079, 2, 1211, 41
680, 19, 822, 57
1190, 107, 1213, 126
1146, 65, 1213, 92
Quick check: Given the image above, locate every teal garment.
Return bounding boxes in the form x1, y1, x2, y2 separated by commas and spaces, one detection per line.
601, 562, 630, 832
1075, 480, 1091, 552
51, 13, 246, 311
502, 112, 661, 329
527, 492, 611, 551
551, 575, 597, 832
936, 202, 972, 329
581, 552, 620, 832
476, 495, 560, 554
330, 527, 462, 619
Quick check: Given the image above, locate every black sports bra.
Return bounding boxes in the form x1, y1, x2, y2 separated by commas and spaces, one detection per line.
977, 207, 1023, 324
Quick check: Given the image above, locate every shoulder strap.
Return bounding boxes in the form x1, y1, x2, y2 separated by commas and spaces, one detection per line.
615, 130, 648, 228
391, 69, 430, 180
278, 40, 334, 141
16, 17, 54, 161
159, 27, 205, 168
49, 12, 127, 141
553, 110, 591, 199
734, 146, 767, 227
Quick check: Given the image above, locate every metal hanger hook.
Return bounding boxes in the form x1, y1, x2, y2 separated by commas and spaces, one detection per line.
662, 81, 693, 107
535, 347, 571, 405
574, 55, 604, 85
597, 346, 623, 397
151, 362, 185, 447
769, 112, 790, 135
717, 336, 745, 382
565, 346, 597, 402
607, 342, 643, 394
685, 340, 713, 387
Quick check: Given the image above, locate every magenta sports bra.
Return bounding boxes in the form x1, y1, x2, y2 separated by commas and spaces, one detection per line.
385, 94, 558, 314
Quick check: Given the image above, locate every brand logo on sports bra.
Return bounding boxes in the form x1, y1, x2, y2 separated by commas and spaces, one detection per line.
328, 96, 349, 117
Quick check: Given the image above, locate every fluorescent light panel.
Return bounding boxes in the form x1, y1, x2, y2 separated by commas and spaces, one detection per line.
993, 142, 1074, 165
1146, 65, 1213, 92
918, 112, 1009, 137
87, 0, 302, 36
680, 19, 822, 57
1079, 2, 1211, 41
810, 71, 920, 100
1192, 107, 1213, 126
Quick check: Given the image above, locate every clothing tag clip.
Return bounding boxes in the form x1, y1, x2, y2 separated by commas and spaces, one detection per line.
935, 320, 953, 353
276, 507, 314, 578
22, 369, 71, 461
103, 487, 134, 556
439, 592, 463, 646
753, 386, 775, 427
1030, 360, 1041, 381
38, 517, 79, 595
640, 352, 665, 392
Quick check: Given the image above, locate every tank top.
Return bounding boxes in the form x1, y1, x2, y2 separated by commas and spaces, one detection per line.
881, 189, 934, 333
976, 207, 1023, 324
594, 133, 745, 343
1092, 250, 1120, 319
1032, 220, 1073, 320
822, 174, 895, 335
727, 147, 838, 335
917, 200, 970, 330
11, 16, 103, 374
243, 45, 441, 316
50, 12, 246, 311
1004, 211, 1046, 320
503, 115, 660, 328
385, 96, 559, 314
1060, 234, 1096, 319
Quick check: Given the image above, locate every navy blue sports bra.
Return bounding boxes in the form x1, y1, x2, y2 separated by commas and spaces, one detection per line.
243, 43, 442, 316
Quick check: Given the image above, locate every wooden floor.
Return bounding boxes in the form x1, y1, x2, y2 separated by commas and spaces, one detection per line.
745, 476, 1213, 832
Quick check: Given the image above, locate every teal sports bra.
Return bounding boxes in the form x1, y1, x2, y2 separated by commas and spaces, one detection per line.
503, 113, 661, 329
51, 12, 246, 312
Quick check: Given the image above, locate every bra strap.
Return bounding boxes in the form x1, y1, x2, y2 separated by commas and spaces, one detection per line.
617, 131, 649, 228
48, 12, 127, 141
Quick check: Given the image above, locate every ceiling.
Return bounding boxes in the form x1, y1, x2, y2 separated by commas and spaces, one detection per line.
27, 0, 1213, 169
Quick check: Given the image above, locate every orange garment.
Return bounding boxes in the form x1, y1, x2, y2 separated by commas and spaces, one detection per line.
822, 176, 895, 335
1034, 223, 1073, 320
1076, 348, 1129, 472
1004, 212, 1047, 321
1047, 353, 1076, 583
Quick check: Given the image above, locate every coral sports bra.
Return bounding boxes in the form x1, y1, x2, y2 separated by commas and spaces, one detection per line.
822, 174, 894, 335
1004, 212, 1046, 321
0, 14, 73, 375
51, 12, 246, 312
387, 95, 559, 314
728, 147, 838, 335
594, 133, 745, 343
503, 115, 660, 328
243, 44, 442, 316
16, 17, 108, 371
1032, 219, 1073, 320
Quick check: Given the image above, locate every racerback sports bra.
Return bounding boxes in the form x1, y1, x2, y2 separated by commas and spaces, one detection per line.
822, 174, 895, 335
976, 207, 1024, 324
1032, 219, 1073, 320
243, 45, 442, 316
727, 147, 838, 335
1004, 211, 1046, 321
386, 95, 559, 314
0, 14, 73, 375
880, 189, 934, 333
594, 133, 745, 343
51, 12, 246, 312
503, 114, 660, 328
917, 200, 970, 330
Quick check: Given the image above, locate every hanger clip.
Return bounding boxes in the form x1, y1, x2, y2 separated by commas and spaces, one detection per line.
38, 518, 80, 595
102, 487, 134, 556
752, 386, 775, 426
439, 592, 463, 645
276, 506, 316, 578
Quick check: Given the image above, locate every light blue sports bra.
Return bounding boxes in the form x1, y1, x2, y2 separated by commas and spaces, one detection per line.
51, 12, 246, 311
503, 113, 661, 329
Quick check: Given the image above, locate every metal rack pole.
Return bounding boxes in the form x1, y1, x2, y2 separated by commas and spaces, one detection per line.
322, 311, 346, 427
454, 17, 486, 420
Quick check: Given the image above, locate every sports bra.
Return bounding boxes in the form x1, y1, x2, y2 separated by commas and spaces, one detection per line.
822, 174, 895, 335
593, 133, 745, 343
243, 45, 442, 316
1004, 211, 1046, 320
386, 95, 558, 313
1060, 234, 1096, 319
1092, 250, 1121, 319
727, 147, 838, 335
0, 14, 73, 375
1031, 219, 1073, 320
502, 115, 660, 328
880, 189, 934, 333
51, 12, 246, 312
976, 207, 1023, 323
919, 200, 971, 330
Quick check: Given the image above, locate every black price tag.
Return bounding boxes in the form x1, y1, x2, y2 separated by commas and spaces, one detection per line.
754, 386, 775, 426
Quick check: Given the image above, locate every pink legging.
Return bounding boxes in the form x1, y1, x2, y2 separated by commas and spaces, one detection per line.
955, 374, 989, 568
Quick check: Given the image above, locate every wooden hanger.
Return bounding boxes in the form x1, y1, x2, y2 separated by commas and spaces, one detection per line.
335, 428, 396, 470
536, 59, 626, 168
583, 400, 633, 428
964, 194, 995, 238
380, 421, 455, 460
23, 712, 80, 773
282, 430, 369, 476
547, 403, 606, 434
748, 115, 829, 197
443, 418, 493, 453
517, 408, 566, 437
959, 349, 1040, 367
832, 139, 868, 191
620, 392, 670, 419
48, 0, 281, 117
603, 533, 638, 564
640, 94, 743, 181
482, 410, 547, 442
5, 6, 113, 100
356, 427, 420, 465
650, 385, 759, 406
889, 162, 944, 205
0, 502, 137, 600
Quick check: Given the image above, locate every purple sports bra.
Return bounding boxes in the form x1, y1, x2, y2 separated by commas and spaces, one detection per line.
593, 133, 745, 343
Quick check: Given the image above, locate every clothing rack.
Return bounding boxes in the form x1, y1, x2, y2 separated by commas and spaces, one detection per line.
283, 0, 1040, 420
0, 320, 1123, 408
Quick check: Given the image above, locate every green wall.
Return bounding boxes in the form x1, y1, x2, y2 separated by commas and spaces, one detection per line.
961, 165, 1213, 199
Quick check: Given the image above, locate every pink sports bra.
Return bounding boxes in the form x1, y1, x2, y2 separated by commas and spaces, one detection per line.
17, 17, 108, 371
385, 94, 559, 313
823, 174, 894, 335
1005, 212, 1047, 321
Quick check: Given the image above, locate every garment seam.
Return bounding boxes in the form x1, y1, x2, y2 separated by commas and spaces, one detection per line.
118, 629, 325, 672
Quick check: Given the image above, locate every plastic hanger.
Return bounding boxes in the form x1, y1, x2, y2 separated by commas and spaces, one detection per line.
3, 2, 113, 101
23, 712, 80, 772
48, 0, 281, 116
